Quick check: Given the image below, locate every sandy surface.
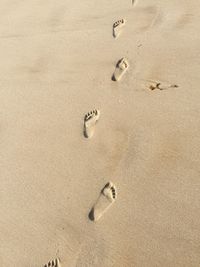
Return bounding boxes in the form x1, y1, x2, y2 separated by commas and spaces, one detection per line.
0, 0, 200, 266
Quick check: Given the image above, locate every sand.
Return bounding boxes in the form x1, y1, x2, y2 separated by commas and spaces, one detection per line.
0, 0, 200, 266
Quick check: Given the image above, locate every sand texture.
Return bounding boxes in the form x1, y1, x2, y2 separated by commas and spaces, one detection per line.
0, 0, 200, 266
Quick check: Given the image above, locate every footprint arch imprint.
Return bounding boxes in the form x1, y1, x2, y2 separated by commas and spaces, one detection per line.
89, 182, 117, 222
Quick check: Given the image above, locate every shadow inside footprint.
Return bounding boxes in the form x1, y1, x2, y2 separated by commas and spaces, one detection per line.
88, 208, 95, 221
112, 28, 115, 38
111, 74, 117, 81
83, 128, 88, 138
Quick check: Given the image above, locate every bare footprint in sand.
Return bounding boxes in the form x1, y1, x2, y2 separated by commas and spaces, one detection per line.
89, 182, 117, 222
131, 0, 137, 6
148, 80, 179, 91
84, 109, 100, 138
112, 58, 129, 81
113, 19, 126, 38
44, 258, 60, 267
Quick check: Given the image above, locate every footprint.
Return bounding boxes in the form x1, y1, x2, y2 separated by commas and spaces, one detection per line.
84, 109, 100, 138
131, 0, 137, 6
113, 19, 126, 38
112, 58, 129, 81
148, 80, 179, 91
44, 258, 60, 267
89, 182, 117, 222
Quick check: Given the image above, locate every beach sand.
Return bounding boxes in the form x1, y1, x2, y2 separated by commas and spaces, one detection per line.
0, 0, 200, 266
